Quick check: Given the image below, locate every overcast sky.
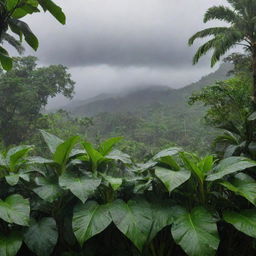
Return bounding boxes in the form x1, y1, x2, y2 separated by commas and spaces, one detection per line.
22, 0, 228, 106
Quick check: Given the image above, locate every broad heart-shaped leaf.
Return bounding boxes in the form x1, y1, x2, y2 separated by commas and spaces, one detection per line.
155, 167, 191, 193
33, 177, 63, 203
220, 173, 256, 205
152, 147, 182, 160
40, 130, 63, 154
0, 194, 30, 226
53, 136, 80, 169
72, 201, 112, 246
0, 232, 22, 256
148, 201, 174, 242
59, 171, 101, 203
223, 210, 256, 238
171, 206, 219, 256
105, 150, 132, 164
110, 199, 153, 252
39, 0, 66, 24
24, 217, 58, 256
99, 137, 123, 156
5, 173, 29, 186
207, 157, 256, 181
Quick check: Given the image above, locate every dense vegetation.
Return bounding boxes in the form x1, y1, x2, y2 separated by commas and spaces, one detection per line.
1, 0, 256, 256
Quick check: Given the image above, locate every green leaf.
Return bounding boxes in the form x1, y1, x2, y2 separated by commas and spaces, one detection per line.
72, 201, 112, 246
110, 199, 153, 251
102, 175, 122, 191
0, 232, 22, 256
206, 157, 256, 181
24, 217, 58, 256
220, 173, 256, 205
39, 0, 66, 24
9, 19, 38, 50
82, 142, 104, 170
53, 136, 80, 169
59, 171, 101, 203
40, 130, 63, 154
27, 156, 53, 165
5, 173, 29, 186
155, 167, 191, 193
99, 137, 123, 156
0, 194, 30, 226
0, 46, 12, 70
6, 0, 19, 11
223, 210, 256, 238
33, 177, 63, 203
148, 201, 174, 242
171, 207, 219, 256
106, 149, 132, 164
152, 147, 182, 160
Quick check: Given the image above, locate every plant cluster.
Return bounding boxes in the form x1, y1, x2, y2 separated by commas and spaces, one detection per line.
1, 131, 256, 256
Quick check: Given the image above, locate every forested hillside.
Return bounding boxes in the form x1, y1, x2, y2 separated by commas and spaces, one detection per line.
58, 63, 232, 159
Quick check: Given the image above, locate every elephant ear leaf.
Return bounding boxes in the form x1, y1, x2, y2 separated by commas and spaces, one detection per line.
99, 137, 123, 156
224, 210, 256, 238
40, 130, 63, 154
171, 206, 219, 256
0, 232, 22, 256
110, 199, 153, 252
207, 157, 256, 181
24, 217, 58, 256
155, 167, 191, 193
72, 201, 112, 246
0, 194, 30, 226
220, 173, 256, 205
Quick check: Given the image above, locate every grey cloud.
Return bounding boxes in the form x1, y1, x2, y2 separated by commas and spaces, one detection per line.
24, 0, 225, 68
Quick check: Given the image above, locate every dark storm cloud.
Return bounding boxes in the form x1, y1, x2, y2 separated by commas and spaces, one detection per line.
24, 0, 225, 68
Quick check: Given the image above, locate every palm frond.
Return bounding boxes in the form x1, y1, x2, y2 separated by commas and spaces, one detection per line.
204, 5, 239, 24
192, 38, 218, 65
188, 27, 229, 46
210, 30, 244, 66
2, 32, 24, 54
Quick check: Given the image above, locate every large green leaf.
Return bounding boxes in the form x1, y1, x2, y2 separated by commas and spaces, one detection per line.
220, 173, 256, 205
171, 207, 219, 256
33, 177, 63, 203
39, 0, 66, 24
152, 147, 182, 160
40, 130, 63, 154
59, 171, 101, 203
0, 194, 30, 226
0, 232, 22, 256
206, 157, 256, 181
53, 136, 80, 170
102, 175, 122, 191
106, 150, 132, 164
99, 137, 123, 156
110, 199, 153, 251
155, 167, 191, 193
223, 210, 256, 238
24, 217, 58, 256
72, 201, 112, 246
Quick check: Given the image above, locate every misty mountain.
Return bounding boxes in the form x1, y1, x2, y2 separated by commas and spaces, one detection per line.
62, 63, 232, 117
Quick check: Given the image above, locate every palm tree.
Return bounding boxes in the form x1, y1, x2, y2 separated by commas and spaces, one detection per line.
188, 0, 256, 104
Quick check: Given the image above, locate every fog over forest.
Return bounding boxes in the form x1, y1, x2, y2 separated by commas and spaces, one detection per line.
16, 0, 229, 107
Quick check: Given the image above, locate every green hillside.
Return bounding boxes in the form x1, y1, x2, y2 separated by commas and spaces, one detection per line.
59, 63, 232, 159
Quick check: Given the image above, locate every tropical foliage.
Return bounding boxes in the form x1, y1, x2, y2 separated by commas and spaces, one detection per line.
0, 131, 255, 255
0, 0, 65, 70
